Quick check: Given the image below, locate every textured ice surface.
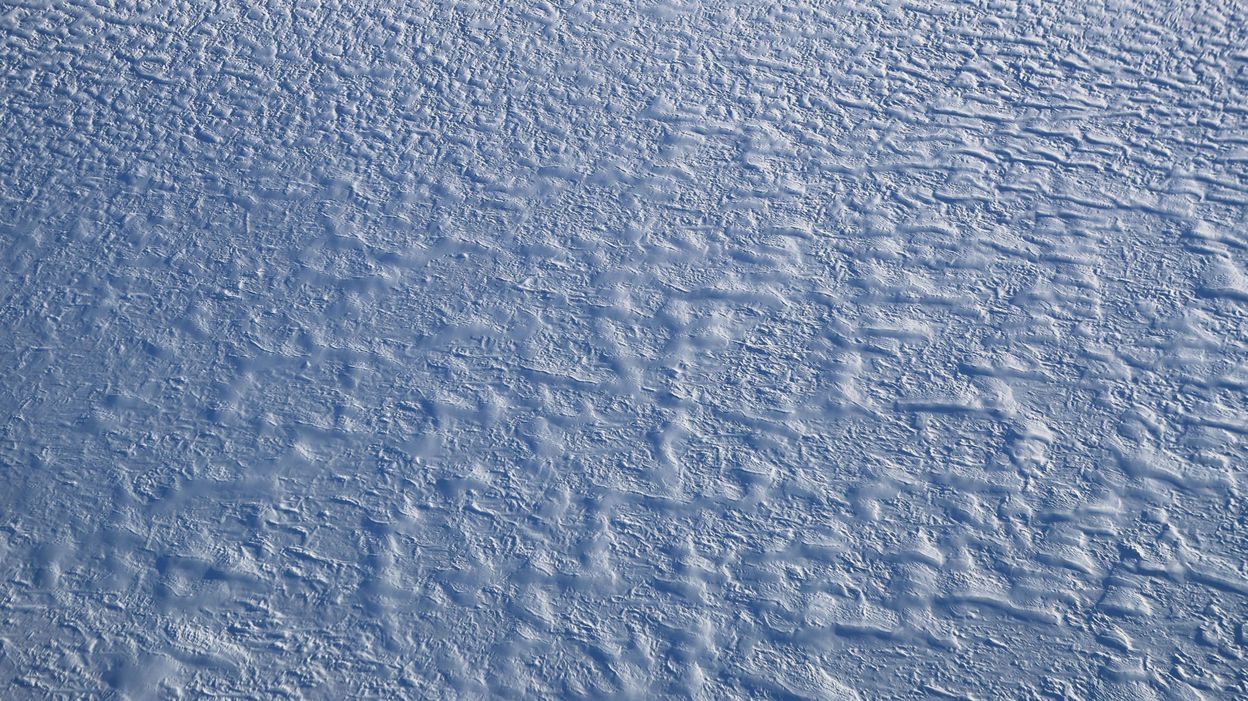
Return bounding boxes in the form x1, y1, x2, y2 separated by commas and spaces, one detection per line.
3, 1, 1248, 698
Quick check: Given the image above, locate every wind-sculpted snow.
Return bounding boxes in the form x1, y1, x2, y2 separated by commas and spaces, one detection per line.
2, 1, 1248, 698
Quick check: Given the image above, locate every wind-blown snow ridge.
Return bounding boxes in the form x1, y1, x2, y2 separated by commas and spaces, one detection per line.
2, 1, 1247, 698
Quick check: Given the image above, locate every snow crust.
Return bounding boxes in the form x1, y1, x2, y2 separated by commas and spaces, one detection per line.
2, 1, 1247, 697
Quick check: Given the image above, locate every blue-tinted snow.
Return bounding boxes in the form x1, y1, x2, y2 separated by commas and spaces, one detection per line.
2, 1, 1247, 698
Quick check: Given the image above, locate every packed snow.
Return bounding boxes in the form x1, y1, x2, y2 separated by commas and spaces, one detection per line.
2, 0, 1247, 698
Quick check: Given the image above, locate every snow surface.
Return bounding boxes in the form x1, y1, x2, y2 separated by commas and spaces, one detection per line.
2, 1, 1248, 698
